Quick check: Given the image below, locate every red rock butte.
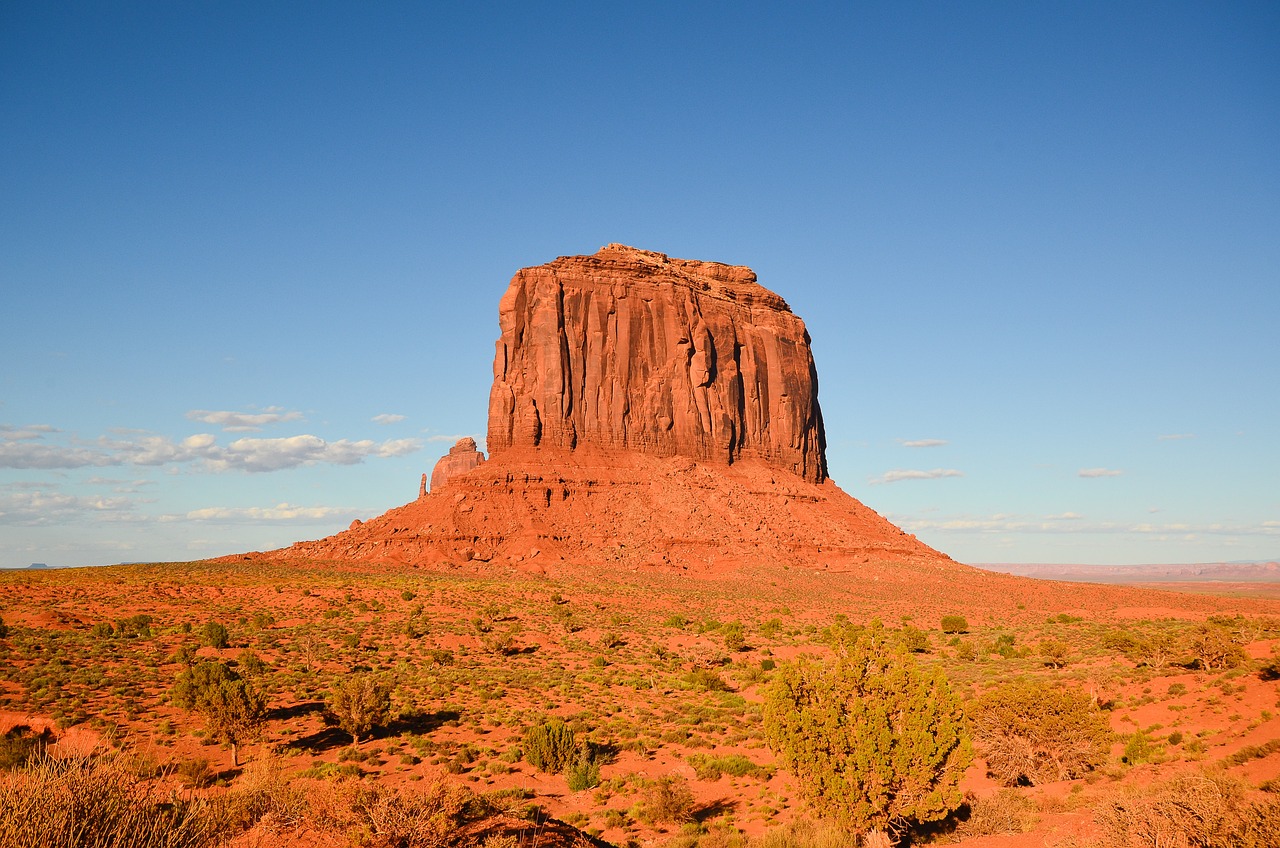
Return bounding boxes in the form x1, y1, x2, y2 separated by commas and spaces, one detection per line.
248, 245, 962, 574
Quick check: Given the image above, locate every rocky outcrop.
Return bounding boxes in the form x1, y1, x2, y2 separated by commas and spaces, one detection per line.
229, 245, 960, 575
429, 437, 486, 492
487, 244, 827, 483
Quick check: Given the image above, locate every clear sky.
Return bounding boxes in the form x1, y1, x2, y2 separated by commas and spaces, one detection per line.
2, 2, 1277, 568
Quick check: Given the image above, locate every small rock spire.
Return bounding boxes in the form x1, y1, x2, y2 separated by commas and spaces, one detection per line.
419, 473, 427, 500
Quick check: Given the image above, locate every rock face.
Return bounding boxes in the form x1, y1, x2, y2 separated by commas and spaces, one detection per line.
429, 437, 486, 492
487, 244, 827, 483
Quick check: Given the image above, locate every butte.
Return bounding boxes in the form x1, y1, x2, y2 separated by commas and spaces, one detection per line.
254, 244, 967, 577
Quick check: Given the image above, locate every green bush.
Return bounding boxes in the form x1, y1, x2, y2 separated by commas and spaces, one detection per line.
723, 621, 747, 652
763, 623, 971, 839
565, 744, 602, 792
201, 622, 229, 650
634, 775, 695, 825
973, 680, 1110, 785
325, 674, 392, 747
940, 615, 968, 634
522, 719, 576, 773
1188, 624, 1247, 671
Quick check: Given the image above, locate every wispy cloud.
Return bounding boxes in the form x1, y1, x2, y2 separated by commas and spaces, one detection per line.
185, 503, 361, 523
1078, 468, 1123, 478
0, 425, 422, 473
185, 407, 303, 432
205, 435, 421, 472
897, 438, 948, 448
0, 490, 135, 525
372, 413, 406, 425
869, 468, 964, 485
895, 513, 1280, 538
1157, 433, 1195, 441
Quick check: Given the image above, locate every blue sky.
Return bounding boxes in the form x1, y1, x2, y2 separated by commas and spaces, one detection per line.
2, 1, 1277, 567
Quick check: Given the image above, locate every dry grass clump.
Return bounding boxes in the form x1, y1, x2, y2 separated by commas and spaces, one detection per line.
309, 776, 471, 848
973, 680, 1111, 785
954, 788, 1039, 837
1094, 770, 1280, 848
0, 753, 216, 848
752, 818, 858, 848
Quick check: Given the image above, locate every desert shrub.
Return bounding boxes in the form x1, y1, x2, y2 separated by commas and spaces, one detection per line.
176, 756, 213, 789
755, 818, 858, 848
171, 661, 238, 711
326, 673, 393, 746
634, 775, 695, 824
211, 755, 307, 834
0, 753, 216, 847
171, 661, 266, 766
1121, 730, 1162, 765
565, 743, 602, 792
940, 615, 969, 634
235, 649, 266, 676
973, 679, 1110, 785
723, 621, 747, 652
955, 788, 1038, 837
897, 625, 929, 653
1188, 624, 1247, 671
0, 615, 8, 639
1095, 770, 1280, 848
115, 614, 153, 639
685, 668, 730, 692
90, 622, 114, 639
1039, 639, 1073, 668
310, 776, 469, 848
686, 753, 767, 781
522, 719, 576, 773
763, 623, 971, 840
990, 632, 1016, 658
201, 622, 229, 650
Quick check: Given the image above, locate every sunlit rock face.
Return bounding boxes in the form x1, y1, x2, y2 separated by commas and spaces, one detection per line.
487, 244, 827, 483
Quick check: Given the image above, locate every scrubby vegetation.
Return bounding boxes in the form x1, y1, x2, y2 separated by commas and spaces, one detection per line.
0, 560, 1277, 847
762, 623, 971, 842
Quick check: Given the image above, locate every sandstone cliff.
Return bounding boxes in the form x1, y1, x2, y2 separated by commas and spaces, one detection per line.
487, 244, 827, 483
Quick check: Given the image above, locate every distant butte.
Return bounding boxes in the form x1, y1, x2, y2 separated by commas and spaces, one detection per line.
237, 245, 961, 575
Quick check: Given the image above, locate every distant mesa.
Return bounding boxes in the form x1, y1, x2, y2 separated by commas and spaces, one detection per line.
27, 562, 49, 570
235, 245, 956, 574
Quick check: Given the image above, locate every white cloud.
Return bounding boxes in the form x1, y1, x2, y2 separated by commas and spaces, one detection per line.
1078, 468, 1123, 478
205, 435, 422, 472
1157, 433, 1195, 441
0, 490, 135, 525
185, 503, 361, 523
0, 424, 58, 440
0, 426, 421, 473
1045, 512, 1084, 520
185, 407, 303, 432
869, 468, 964, 485
897, 438, 949, 448
895, 512, 1280, 538
372, 414, 406, 425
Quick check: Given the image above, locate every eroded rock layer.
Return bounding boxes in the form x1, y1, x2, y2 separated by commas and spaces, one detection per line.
270, 448, 958, 575
487, 244, 827, 483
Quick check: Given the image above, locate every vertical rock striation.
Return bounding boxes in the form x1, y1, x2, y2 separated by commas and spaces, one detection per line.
487, 244, 827, 482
